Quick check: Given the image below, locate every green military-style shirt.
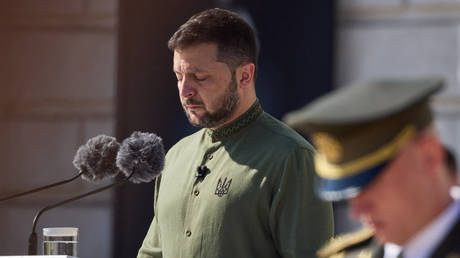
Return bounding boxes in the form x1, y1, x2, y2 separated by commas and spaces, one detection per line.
137, 101, 334, 258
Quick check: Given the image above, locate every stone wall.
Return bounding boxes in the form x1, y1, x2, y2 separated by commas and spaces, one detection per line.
336, 0, 460, 153
0, 1, 117, 257
334, 0, 460, 233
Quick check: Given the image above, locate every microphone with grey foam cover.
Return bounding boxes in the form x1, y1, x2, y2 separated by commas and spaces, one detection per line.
27, 131, 165, 255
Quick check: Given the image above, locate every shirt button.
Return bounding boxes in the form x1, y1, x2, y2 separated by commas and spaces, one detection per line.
186, 230, 192, 237
194, 190, 200, 196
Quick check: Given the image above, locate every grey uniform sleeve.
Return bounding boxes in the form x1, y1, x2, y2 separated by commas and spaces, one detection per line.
269, 148, 334, 257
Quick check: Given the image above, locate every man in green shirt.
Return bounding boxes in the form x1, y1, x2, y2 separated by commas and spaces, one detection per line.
137, 8, 334, 258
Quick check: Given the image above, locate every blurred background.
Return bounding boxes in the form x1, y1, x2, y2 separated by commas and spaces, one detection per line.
0, 0, 459, 257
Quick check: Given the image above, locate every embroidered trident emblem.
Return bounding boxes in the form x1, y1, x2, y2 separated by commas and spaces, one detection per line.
215, 177, 232, 197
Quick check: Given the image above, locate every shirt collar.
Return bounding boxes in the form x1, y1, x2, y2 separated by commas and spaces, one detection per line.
383, 243, 402, 258
207, 100, 263, 142
403, 196, 460, 258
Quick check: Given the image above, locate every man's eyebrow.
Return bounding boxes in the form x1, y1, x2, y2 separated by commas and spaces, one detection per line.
173, 67, 207, 74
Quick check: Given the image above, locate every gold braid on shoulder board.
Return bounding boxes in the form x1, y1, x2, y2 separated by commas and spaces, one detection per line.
317, 227, 375, 257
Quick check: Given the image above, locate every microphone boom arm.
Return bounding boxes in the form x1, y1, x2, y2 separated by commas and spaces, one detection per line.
0, 172, 83, 202
27, 172, 134, 255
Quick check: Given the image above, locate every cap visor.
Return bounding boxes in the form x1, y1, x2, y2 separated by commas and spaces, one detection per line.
315, 162, 387, 201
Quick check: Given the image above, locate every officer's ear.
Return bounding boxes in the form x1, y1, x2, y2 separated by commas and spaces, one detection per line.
417, 129, 444, 174
236, 63, 255, 89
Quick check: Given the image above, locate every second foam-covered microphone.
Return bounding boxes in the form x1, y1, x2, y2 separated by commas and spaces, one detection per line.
116, 131, 165, 183
28, 132, 165, 255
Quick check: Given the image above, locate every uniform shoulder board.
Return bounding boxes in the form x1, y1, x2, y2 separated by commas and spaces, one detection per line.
317, 227, 375, 257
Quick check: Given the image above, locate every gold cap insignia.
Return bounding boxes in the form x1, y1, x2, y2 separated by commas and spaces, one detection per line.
313, 132, 343, 163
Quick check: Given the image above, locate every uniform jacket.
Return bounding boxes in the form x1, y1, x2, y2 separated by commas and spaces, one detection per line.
318, 215, 460, 258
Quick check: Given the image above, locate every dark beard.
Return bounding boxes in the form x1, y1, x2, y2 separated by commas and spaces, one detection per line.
184, 74, 239, 128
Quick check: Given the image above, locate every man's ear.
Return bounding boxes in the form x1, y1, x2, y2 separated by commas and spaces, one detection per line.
418, 130, 444, 174
236, 63, 255, 88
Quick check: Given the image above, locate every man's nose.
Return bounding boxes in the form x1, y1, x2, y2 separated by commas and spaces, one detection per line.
180, 78, 196, 98
348, 194, 371, 220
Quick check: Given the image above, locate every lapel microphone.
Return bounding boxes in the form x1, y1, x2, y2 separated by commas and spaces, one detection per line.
196, 165, 210, 178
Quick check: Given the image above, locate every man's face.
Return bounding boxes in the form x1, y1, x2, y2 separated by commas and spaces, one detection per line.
349, 139, 430, 245
173, 43, 239, 129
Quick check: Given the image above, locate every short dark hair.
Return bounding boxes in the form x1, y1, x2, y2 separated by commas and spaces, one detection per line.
168, 8, 258, 77
445, 146, 457, 175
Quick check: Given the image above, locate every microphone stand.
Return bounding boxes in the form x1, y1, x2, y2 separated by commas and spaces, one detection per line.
27, 171, 134, 255
0, 171, 84, 202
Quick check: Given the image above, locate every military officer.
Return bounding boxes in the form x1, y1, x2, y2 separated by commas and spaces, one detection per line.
284, 78, 460, 258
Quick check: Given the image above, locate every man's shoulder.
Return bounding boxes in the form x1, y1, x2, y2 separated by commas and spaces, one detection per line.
167, 129, 205, 154
317, 227, 381, 258
254, 112, 314, 151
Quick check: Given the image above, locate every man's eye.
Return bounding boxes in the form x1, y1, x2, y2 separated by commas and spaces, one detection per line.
195, 75, 207, 82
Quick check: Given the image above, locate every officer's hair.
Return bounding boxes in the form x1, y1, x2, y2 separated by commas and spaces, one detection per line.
445, 146, 457, 176
168, 8, 258, 78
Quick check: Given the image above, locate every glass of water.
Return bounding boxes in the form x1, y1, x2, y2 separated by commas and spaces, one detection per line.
43, 227, 78, 256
